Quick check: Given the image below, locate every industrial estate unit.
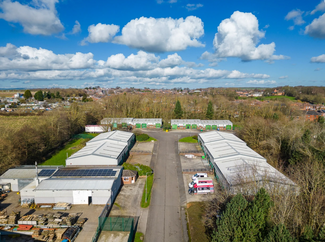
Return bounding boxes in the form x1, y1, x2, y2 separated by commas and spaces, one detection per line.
0, 130, 135, 205
198, 131, 297, 194
171, 119, 233, 130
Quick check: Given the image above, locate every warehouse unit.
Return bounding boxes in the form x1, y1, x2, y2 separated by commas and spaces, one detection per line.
0, 166, 60, 192
198, 130, 246, 151
171, 119, 200, 129
132, 118, 162, 129
66, 140, 128, 166
204, 141, 266, 164
199, 120, 233, 131
101, 118, 134, 129
85, 125, 106, 133
20, 167, 122, 205
198, 131, 296, 194
87, 130, 135, 150
213, 158, 296, 194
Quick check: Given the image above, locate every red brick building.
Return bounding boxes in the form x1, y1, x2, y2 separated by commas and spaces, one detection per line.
122, 170, 138, 184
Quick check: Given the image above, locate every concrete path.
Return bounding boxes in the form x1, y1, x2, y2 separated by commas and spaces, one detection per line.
144, 131, 197, 242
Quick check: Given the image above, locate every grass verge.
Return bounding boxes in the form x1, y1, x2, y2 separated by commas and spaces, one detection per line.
187, 202, 209, 242
41, 133, 97, 166
179, 136, 198, 143
122, 163, 152, 176
144, 136, 157, 142
134, 232, 144, 242
140, 174, 154, 208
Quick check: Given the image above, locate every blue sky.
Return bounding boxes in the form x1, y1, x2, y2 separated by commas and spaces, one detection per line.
0, 0, 324, 89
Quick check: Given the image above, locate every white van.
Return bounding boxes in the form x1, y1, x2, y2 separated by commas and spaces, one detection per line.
189, 177, 213, 188
191, 173, 207, 180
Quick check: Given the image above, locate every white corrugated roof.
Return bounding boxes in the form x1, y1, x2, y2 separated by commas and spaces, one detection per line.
205, 141, 265, 162
216, 158, 295, 186
68, 140, 126, 160
132, 118, 162, 124
101, 118, 133, 124
35, 178, 114, 190
87, 130, 134, 144
199, 131, 245, 144
171, 119, 200, 125
199, 120, 233, 126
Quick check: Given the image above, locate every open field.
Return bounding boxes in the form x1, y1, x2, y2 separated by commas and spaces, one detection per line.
41, 133, 97, 166
0, 116, 42, 135
187, 202, 209, 242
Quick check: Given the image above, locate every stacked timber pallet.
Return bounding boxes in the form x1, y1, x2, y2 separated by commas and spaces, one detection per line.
53, 202, 71, 210
8, 211, 20, 224
0, 210, 8, 224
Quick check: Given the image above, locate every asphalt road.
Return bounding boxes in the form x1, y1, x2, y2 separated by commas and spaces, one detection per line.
144, 130, 198, 242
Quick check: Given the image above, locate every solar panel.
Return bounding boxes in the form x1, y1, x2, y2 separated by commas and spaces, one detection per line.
38, 169, 56, 177
52, 169, 116, 177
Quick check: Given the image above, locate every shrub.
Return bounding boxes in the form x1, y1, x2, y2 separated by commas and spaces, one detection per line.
192, 135, 198, 140
136, 134, 149, 141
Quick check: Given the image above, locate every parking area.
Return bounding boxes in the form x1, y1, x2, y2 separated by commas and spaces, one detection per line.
182, 174, 218, 204
180, 156, 209, 170
127, 155, 151, 167
97, 231, 129, 242
0, 192, 104, 242
178, 142, 203, 155
110, 178, 145, 217
127, 141, 154, 167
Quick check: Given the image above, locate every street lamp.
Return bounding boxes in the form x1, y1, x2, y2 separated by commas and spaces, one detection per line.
145, 171, 153, 203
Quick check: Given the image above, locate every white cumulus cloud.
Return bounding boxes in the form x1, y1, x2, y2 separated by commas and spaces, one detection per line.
186, 3, 203, 11
311, 54, 325, 63
311, 1, 325, 15
285, 9, 305, 29
0, 0, 64, 35
279, 75, 288, 79
0, 44, 95, 71
71, 20, 81, 34
113, 16, 204, 52
82, 23, 120, 45
213, 11, 287, 61
305, 13, 325, 39
247, 80, 276, 84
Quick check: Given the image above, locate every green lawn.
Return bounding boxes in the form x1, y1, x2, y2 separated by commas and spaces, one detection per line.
187, 202, 209, 242
143, 136, 157, 142
122, 163, 152, 176
141, 174, 154, 208
134, 232, 144, 242
40, 133, 97, 166
179, 136, 198, 143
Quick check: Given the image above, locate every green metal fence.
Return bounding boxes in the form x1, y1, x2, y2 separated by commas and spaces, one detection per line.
103, 217, 134, 232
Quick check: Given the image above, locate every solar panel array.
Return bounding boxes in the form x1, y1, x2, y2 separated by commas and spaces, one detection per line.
52, 169, 116, 177
38, 169, 56, 177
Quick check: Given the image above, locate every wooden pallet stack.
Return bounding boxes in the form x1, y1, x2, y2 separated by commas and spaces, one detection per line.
8, 211, 20, 224
0, 210, 8, 224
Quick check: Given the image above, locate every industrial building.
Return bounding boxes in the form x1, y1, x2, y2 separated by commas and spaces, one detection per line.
66, 140, 128, 166
198, 131, 296, 194
100, 118, 134, 129
65, 131, 135, 166
87, 130, 135, 150
171, 119, 233, 130
20, 167, 122, 205
171, 119, 200, 129
0, 166, 60, 192
85, 125, 106, 133
199, 120, 233, 131
131, 118, 162, 129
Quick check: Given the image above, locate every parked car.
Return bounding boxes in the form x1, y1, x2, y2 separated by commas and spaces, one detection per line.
191, 173, 207, 180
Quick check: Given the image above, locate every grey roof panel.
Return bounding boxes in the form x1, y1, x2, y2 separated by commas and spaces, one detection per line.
35, 178, 115, 190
